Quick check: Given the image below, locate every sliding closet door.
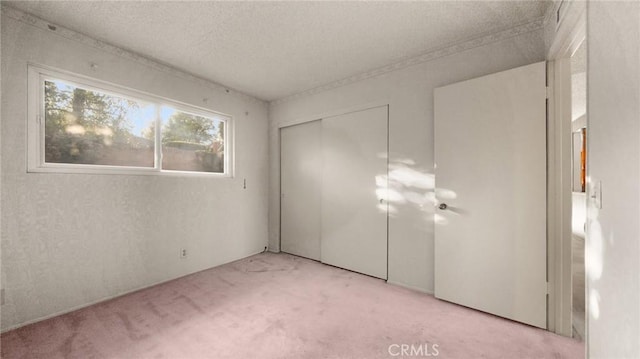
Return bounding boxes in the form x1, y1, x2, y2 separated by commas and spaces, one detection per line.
321, 106, 388, 279
280, 121, 321, 260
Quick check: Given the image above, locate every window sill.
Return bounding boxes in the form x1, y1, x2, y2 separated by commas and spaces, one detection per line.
27, 165, 232, 178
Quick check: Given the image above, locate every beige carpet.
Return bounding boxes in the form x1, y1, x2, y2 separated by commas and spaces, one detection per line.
1, 252, 584, 358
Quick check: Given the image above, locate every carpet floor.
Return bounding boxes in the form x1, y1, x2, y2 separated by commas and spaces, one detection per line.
1, 252, 584, 359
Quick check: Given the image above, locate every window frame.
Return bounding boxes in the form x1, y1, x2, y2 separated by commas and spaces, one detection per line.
27, 64, 233, 177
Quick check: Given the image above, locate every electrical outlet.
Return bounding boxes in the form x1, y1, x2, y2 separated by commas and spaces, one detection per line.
180, 248, 187, 259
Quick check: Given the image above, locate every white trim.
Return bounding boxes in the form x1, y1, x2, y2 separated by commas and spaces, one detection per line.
30, 63, 233, 120
0, 249, 267, 334
386, 280, 433, 295
271, 18, 545, 106
27, 65, 40, 174
154, 105, 162, 171
547, 1, 587, 60
274, 99, 391, 130
546, 58, 574, 337
545, 0, 587, 338
26, 166, 234, 178
27, 64, 233, 178
543, 1, 560, 31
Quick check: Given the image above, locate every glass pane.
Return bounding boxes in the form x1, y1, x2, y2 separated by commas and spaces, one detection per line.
44, 80, 155, 167
160, 106, 225, 173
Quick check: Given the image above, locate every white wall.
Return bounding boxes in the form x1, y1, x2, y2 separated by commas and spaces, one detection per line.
572, 192, 586, 238
587, 2, 640, 358
269, 29, 545, 293
0, 10, 269, 331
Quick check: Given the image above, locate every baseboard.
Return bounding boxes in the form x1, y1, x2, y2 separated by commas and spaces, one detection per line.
386, 280, 434, 295
1, 249, 266, 333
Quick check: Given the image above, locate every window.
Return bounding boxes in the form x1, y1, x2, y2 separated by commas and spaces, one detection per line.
28, 65, 231, 176
160, 106, 225, 173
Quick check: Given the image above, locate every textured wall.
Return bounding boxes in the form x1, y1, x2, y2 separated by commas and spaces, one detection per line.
1, 12, 269, 331
587, 2, 640, 357
268, 28, 545, 293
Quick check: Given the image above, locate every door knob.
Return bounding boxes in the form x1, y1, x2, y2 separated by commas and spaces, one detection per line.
438, 203, 448, 210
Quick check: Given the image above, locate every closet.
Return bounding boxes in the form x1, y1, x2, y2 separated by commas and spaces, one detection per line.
280, 105, 389, 279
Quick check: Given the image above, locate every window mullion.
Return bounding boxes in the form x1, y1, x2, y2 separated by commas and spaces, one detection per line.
29, 65, 230, 176
39, 76, 46, 166
155, 105, 162, 171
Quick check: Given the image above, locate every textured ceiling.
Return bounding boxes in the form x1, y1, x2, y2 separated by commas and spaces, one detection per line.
5, 1, 550, 101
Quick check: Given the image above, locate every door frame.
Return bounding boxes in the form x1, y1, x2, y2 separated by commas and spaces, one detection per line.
544, 0, 587, 337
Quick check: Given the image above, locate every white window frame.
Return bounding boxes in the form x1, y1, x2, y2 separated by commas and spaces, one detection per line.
27, 64, 233, 177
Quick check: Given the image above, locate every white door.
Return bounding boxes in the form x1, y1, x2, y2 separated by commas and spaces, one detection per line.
280, 121, 322, 260
321, 106, 388, 279
434, 62, 547, 328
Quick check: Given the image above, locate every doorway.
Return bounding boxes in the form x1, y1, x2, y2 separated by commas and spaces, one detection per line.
545, 1, 587, 340
569, 40, 587, 341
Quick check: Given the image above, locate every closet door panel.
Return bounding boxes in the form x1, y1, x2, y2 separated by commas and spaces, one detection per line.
280, 121, 322, 260
321, 106, 388, 279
